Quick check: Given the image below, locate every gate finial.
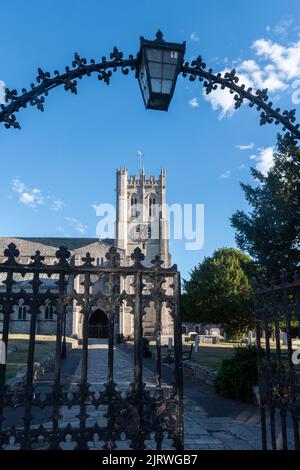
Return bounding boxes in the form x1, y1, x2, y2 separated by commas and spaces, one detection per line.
3, 242, 20, 265
131, 247, 145, 268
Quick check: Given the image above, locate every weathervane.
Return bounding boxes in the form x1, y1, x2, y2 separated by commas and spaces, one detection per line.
137, 150, 144, 174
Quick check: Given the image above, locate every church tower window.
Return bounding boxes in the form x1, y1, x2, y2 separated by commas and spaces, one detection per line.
17, 305, 27, 320
149, 196, 156, 217
45, 304, 54, 320
131, 195, 139, 217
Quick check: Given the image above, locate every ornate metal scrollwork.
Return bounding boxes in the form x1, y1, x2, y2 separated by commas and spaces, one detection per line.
1, 38, 299, 141
181, 57, 300, 143
0, 50, 137, 129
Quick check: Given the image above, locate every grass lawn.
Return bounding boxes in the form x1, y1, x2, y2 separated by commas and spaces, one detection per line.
149, 340, 241, 370
186, 340, 290, 370
5, 334, 72, 381
150, 339, 292, 371
187, 342, 240, 370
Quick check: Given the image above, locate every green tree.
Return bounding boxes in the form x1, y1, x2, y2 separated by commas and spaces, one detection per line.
231, 136, 300, 277
182, 247, 256, 334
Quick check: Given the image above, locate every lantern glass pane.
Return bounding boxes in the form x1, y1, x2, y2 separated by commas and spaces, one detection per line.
161, 79, 173, 94
147, 48, 163, 61
151, 78, 162, 93
148, 61, 163, 78
162, 63, 177, 80
139, 58, 149, 102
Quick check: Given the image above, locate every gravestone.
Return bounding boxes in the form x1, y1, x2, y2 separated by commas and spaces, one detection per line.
194, 335, 200, 353
247, 331, 253, 346
199, 335, 219, 344
209, 327, 221, 337
282, 332, 288, 346
0, 340, 6, 365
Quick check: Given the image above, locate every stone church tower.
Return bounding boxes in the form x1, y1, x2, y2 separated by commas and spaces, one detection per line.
116, 167, 170, 266
115, 168, 173, 340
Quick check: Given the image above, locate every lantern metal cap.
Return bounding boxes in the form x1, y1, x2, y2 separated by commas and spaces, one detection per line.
139, 30, 186, 52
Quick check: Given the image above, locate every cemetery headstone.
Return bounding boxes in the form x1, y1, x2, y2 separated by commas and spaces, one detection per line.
0, 340, 6, 365
247, 331, 253, 346
194, 335, 199, 352
282, 332, 288, 346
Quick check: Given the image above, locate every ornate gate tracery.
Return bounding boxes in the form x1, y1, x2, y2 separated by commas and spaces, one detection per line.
253, 272, 300, 450
0, 243, 183, 450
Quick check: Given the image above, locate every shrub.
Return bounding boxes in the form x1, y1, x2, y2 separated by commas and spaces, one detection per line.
214, 346, 258, 403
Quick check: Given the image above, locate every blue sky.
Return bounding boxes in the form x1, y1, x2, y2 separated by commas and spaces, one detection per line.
1, 0, 300, 279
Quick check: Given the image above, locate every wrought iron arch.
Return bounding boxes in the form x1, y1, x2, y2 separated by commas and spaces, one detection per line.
1, 32, 299, 142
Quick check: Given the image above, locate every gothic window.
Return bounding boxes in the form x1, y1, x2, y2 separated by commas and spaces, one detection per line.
45, 304, 54, 320
149, 196, 156, 217
17, 305, 27, 320
131, 195, 139, 217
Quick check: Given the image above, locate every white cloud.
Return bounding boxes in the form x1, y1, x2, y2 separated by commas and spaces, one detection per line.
12, 178, 26, 194
189, 97, 199, 108
190, 32, 199, 42
203, 69, 253, 119
252, 38, 300, 80
273, 17, 294, 38
203, 86, 236, 119
11, 178, 44, 208
0, 80, 5, 104
11, 178, 64, 211
65, 217, 88, 234
202, 35, 299, 118
50, 199, 64, 211
235, 143, 255, 150
249, 146, 274, 176
219, 170, 231, 179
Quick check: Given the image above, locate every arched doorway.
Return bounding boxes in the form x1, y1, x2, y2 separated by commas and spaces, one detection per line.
88, 309, 108, 338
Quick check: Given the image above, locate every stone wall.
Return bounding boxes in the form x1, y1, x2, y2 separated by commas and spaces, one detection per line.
183, 361, 217, 386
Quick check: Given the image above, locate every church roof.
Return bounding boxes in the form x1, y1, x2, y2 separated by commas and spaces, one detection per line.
14, 237, 114, 249
0, 237, 115, 258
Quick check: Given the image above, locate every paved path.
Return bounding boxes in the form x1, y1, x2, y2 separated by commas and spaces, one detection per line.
57, 340, 286, 450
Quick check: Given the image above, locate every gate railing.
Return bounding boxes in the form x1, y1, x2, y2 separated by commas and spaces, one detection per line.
253, 271, 300, 450
0, 242, 183, 450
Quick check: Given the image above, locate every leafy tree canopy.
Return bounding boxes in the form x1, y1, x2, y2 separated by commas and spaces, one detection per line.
231, 135, 300, 277
182, 247, 256, 333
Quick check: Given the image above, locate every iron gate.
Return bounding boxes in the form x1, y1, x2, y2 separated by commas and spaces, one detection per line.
253, 272, 300, 450
0, 243, 183, 450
